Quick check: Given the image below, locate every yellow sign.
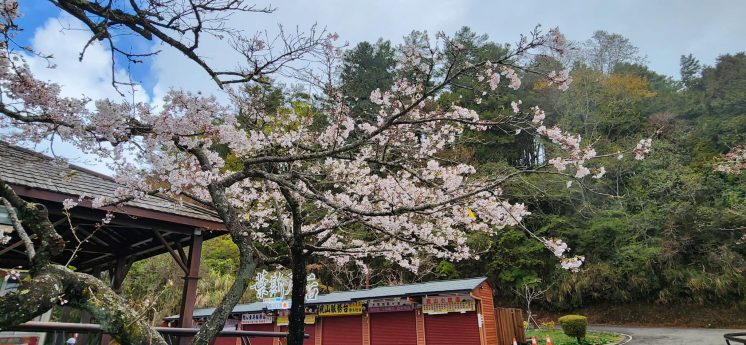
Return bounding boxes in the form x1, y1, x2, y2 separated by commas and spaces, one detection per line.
317, 302, 364, 316
276, 315, 317, 326
422, 295, 476, 315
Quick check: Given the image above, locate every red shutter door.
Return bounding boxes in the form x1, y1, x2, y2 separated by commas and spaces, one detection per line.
370, 311, 417, 345
321, 316, 362, 345
214, 336, 239, 345
241, 323, 276, 345
424, 312, 481, 345
278, 325, 316, 345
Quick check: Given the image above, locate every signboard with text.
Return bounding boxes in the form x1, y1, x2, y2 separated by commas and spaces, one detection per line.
276, 310, 317, 326
241, 313, 274, 325
367, 298, 415, 313
422, 294, 476, 315
262, 297, 291, 310
317, 302, 364, 316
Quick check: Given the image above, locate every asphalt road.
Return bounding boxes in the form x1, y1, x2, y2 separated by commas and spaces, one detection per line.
590, 325, 745, 345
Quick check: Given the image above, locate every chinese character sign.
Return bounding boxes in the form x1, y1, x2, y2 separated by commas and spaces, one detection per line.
422, 294, 476, 315
268, 271, 292, 298
317, 302, 364, 316
250, 270, 270, 299
241, 313, 273, 325
305, 273, 319, 301
250, 270, 320, 302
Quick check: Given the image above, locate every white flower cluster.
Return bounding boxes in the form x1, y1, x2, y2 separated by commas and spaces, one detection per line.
0, 26, 602, 275
545, 238, 586, 272
547, 70, 573, 91
560, 256, 585, 272
633, 138, 653, 160
62, 198, 78, 210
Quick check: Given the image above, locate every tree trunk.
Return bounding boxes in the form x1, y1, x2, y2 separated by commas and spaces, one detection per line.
0, 264, 168, 345
191, 168, 261, 345
286, 246, 307, 345
192, 236, 258, 345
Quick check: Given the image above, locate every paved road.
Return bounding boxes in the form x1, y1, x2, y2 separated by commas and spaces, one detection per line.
590, 325, 745, 345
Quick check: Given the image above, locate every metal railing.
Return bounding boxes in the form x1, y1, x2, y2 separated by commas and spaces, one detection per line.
5, 321, 308, 345
725, 332, 746, 345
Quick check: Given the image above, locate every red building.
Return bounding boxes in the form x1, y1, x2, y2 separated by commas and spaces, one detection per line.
168, 277, 498, 345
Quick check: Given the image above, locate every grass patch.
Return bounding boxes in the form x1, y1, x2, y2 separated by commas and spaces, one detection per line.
525, 329, 622, 345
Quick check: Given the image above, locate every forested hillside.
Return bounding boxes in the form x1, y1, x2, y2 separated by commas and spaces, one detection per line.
123, 28, 746, 323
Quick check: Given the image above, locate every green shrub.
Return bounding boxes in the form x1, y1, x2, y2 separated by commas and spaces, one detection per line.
558, 315, 588, 342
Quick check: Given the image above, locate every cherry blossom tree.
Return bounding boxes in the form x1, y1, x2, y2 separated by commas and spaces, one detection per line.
0, 1, 652, 345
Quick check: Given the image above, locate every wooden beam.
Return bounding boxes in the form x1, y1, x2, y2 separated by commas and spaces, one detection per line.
12, 186, 225, 230
0, 240, 25, 256
76, 235, 191, 270
174, 240, 188, 265
129, 236, 156, 249
46, 204, 198, 235
76, 252, 114, 268
153, 229, 188, 274
74, 227, 111, 248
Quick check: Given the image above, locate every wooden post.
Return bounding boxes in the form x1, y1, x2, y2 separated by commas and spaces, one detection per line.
273, 324, 281, 345
362, 313, 370, 345
315, 318, 323, 345
178, 229, 203, 344
111, 257, 132, 293
415, 307, 426, 345
77, 312, 92, 345
101, 258, 131, 345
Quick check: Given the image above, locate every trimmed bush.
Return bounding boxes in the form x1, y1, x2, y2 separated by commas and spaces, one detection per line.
558, 315, 588, 342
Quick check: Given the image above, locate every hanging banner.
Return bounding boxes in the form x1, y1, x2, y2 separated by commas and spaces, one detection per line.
317, 302, 364, 316
367, 298, 415, 313
241, 313, 274, 325
422, 294, 476, 315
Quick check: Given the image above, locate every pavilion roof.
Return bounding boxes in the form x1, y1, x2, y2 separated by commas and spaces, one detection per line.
0, 141, 222, 227
0, 141, 226, 272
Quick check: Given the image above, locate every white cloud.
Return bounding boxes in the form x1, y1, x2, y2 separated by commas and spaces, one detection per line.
26, 15, 150, 104
14, 14, 153, 174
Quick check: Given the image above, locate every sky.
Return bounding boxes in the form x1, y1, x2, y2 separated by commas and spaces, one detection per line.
11, 0, 746, 172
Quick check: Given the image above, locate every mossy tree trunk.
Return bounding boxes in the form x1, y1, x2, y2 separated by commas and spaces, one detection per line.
0, 180, 168, 344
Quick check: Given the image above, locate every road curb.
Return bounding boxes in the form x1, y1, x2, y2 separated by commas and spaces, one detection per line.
613, 332, 633, 345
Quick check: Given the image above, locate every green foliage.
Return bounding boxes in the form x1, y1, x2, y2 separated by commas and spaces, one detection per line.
119, 27, 746, 319
702, 53, 746, 116
526, 329, 620, 345
558, 315, 588, 341
680, 54, 702, 89
341, 39, 396, 118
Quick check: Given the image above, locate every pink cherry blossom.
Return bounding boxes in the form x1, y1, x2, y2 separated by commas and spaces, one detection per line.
0, 23, 612, 274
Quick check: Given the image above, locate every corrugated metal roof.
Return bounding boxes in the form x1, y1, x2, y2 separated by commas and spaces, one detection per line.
0, 141, 221, 223
166, 277, 487, 320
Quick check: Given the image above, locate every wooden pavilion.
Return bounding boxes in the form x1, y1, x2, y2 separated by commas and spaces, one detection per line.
0, 141, 227, 334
